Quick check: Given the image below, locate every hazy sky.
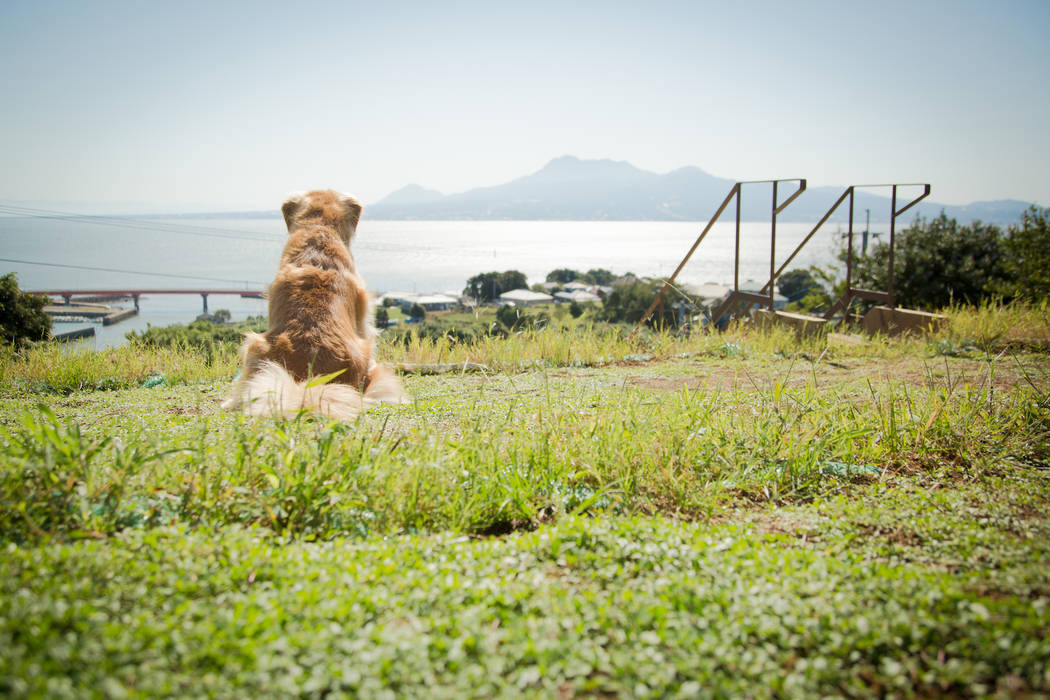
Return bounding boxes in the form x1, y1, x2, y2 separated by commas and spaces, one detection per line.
1, 0, 1047, 212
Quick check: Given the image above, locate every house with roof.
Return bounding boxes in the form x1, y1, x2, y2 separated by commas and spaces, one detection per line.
498, 289, 554, 306
554, 289, 602, 304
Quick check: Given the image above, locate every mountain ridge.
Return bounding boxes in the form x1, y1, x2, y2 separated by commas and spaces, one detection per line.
367, 156, 1034, 225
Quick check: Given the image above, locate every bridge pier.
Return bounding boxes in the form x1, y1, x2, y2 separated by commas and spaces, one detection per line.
200, 293, 209, 313
132, 294, 140, 311
62, 294, 72, 305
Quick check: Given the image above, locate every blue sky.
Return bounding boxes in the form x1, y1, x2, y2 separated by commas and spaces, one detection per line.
1, 0, 1047, 211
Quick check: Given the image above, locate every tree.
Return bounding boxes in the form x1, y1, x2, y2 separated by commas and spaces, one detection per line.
1001, 205, 1050, 301
0, 273, 51, 346
408, 303, 426, 320
777, 269, 820, 301
847, 213, 1006, 310
778, 267, 833, 314
597, 279, 678, 328
463, 270, 528, 302
583, 268, 615, 285
374, 306, 389, 326
546, 268, 581, 284
496, 304, 524, 330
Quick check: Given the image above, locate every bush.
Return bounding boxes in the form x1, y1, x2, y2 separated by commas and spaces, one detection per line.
0, 273, 51, 347
495, 305, 548, 332
598, 279, 679, 328
463, 271, 528, 302
126, 317, 266, 363
778, 268, 833, 314
546, 268, 581, 284
583, 268, 615, 285
1001, 205, 1050, 301
847, 213, 1007, 310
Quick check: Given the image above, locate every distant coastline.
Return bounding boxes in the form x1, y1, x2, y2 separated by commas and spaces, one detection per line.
4, 157, 1035, 226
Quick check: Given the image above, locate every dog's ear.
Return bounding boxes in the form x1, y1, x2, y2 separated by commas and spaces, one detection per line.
341, 195, 363, 234
281, 193, 304, 231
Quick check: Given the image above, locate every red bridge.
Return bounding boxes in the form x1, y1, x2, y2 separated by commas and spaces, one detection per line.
29, 289, 265, 313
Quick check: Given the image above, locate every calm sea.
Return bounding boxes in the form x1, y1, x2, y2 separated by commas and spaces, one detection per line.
0, 215, 842, 348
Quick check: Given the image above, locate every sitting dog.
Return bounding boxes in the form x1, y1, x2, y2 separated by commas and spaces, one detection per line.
222, 189, 408, 419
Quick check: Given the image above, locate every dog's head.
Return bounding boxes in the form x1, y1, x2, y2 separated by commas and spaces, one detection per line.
281, 190, 363, 244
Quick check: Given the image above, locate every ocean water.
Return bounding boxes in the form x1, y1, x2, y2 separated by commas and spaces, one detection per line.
0, 215, 843, 348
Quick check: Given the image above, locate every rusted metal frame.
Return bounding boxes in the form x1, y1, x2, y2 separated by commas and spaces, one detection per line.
846, 188, 855, 293
734, 188, 741, 291
888, 186, 897, 307
841, 188, 856, 323
709, 178, 806, 326
758, 185, 850, 297
886, 183, 931, 308
852, 289, 892, 302
764, 179, 807, 308
770, 181, 777, 309
730, 291, 771, 306
827, 183, 930, 320
630, 183, 741, 337
633, 178, 805, 335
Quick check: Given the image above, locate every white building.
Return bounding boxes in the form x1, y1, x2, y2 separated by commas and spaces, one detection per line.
554, 290, 602, 304
498, 289, 554, 306
382, 292, 460, 312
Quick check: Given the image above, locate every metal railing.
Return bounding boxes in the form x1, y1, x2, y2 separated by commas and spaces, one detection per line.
822, 184, 930, 320
632, 178, 806, 335
632, 179, 931, 334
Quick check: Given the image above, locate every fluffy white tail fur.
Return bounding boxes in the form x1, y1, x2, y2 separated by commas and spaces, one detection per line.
222, 361, 366, 420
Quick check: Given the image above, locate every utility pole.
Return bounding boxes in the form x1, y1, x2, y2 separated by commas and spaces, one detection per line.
862, 208, 871, 255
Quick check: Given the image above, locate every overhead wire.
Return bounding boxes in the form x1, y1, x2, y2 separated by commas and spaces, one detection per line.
0, 257, 261, 287
0, 203, 446, 254
0, 203, 282, 242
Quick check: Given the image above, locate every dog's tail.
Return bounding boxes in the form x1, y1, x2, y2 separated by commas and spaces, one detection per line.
222, 361, 365, 421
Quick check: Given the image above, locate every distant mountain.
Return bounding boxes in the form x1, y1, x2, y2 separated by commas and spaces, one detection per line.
377, 184, 445, 206
367, 156, 1034, 225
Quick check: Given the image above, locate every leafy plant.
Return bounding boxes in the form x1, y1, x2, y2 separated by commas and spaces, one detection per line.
598, 279, 680, 328
0, 273, 51, 347
846, 213, 1006, 310
463, 270, 529, 302
1001, 205, 1050, 301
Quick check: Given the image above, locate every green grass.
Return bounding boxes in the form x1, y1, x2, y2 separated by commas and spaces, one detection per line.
1, 305, 1049, 697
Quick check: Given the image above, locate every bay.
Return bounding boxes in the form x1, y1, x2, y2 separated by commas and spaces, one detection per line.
0, 215, 843, 348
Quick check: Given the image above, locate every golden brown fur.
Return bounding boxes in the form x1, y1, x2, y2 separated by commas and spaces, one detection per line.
222, 190, 408, 419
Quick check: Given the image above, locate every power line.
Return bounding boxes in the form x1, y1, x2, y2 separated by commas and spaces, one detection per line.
0, 202, 462, 256
0, 203, 283, 242
0, 202, 487, 271
0, 257, 262, 286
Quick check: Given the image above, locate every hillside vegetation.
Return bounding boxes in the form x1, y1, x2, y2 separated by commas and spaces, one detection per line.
1, 305, 1048, 697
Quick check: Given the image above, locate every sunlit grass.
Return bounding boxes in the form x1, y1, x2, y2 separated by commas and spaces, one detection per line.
1, 302, 1049, 696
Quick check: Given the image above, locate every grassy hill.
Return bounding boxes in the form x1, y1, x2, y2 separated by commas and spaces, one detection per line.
1, 304, 1048, 697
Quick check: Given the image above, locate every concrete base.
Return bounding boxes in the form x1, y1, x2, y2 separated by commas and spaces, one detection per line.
102, 308, 138, 326
53, 327, 96, 342
752, 309, 828, 337
861, 306, 945, 337
46, 304, 138, 327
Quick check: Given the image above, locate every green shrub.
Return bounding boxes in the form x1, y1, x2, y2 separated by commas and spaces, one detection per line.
598, 279, 680, 328
126, 317, 266, 364
463, 270, 528, 302
847, 213, 1006, 310
1001, 205, 1050, 301
0, 273, 51, 347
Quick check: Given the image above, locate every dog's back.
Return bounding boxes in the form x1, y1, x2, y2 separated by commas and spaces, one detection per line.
222, 190, 408, 419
